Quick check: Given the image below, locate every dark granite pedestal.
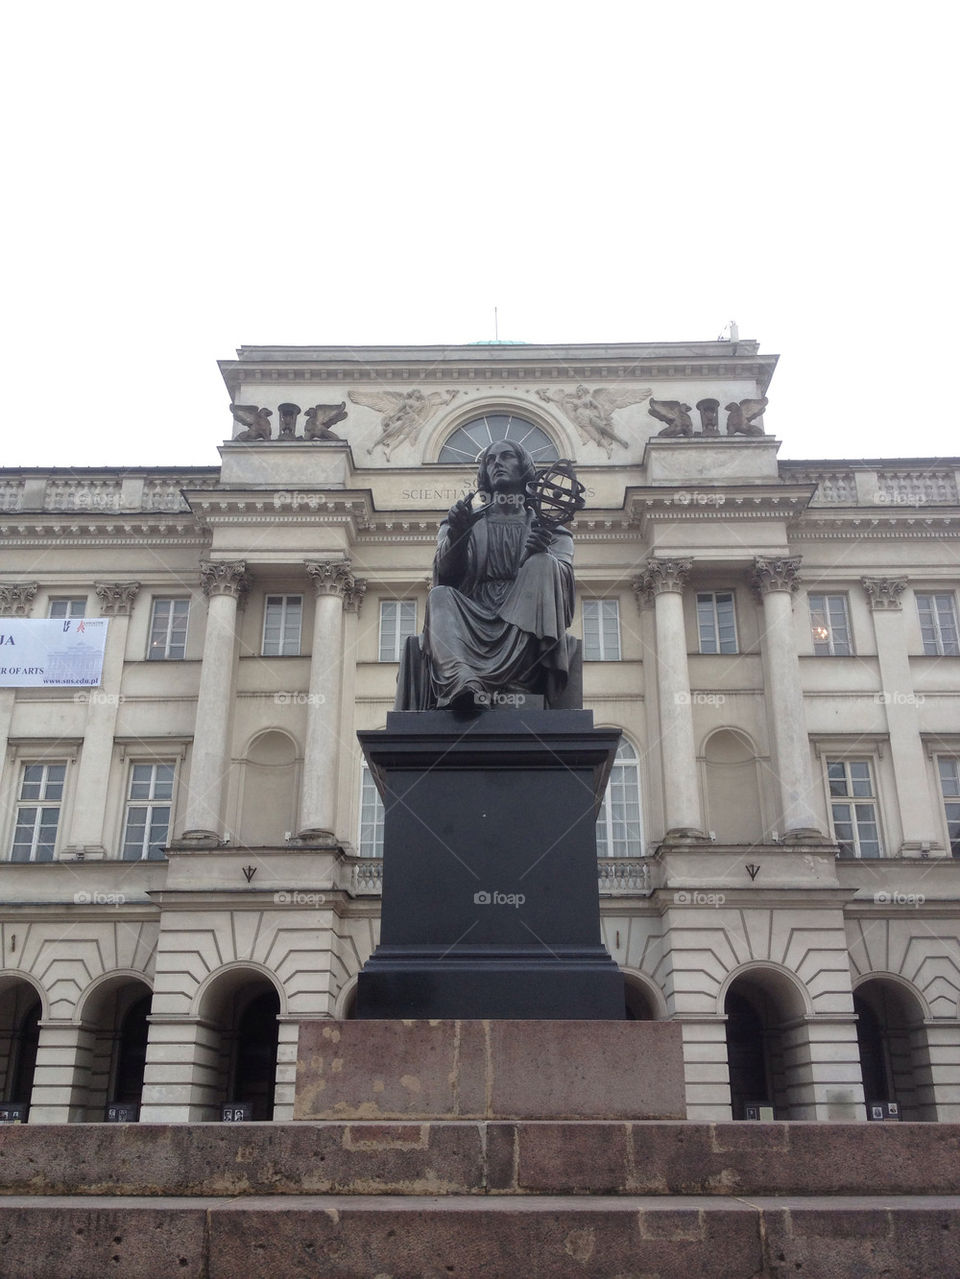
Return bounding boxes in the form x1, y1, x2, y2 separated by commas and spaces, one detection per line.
355, 709, 625, 1019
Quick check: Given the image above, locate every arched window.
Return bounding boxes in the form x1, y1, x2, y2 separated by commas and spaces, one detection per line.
358, 760, 384, 858
438, 414, 559, 465
596, 739, 643, 857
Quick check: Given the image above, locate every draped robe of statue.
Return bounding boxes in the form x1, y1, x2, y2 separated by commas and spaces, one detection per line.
395, 503, 577, 711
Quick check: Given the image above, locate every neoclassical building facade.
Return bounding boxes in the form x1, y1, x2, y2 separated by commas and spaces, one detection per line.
1, 339, 959, 1125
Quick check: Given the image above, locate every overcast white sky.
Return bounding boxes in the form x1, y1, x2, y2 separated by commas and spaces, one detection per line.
3, 1, 957, 470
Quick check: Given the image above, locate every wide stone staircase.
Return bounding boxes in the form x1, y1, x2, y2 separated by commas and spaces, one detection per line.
1, 1120, 960, 1277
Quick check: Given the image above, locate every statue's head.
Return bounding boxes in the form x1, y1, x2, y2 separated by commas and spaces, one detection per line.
476, 439, 537, 495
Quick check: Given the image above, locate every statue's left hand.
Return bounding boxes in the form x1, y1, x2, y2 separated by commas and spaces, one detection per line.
523, 523, 552, 559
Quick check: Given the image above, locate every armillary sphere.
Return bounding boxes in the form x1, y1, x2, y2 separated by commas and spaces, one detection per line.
526, 460, 587, 529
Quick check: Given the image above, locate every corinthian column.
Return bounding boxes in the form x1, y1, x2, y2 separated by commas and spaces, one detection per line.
181, 561, 249, 845
640, 557, 705, 839
297, 561, 363, 844
752, 556, 822, 841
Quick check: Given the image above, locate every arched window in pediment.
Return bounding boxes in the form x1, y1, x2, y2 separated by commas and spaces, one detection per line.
438, 414, 559, 465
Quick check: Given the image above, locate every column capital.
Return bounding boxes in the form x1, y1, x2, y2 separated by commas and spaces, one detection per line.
94, 581, 141, 616
641, 557, 693, 596
343, 577, 367, 614
751, 555, 802, 599
0, 581, 38, 617
632, 574, 654, 609
862, 576, 908, 611
200, 560, 250, 600
306, 559, 356, 598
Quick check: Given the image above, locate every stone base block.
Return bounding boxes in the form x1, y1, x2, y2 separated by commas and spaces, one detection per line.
3, 1195, 960, 1279
2, 1121, 960, 1198
293, 1018, 686, 1120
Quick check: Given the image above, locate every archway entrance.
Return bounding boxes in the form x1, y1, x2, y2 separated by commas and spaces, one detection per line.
79, 978, 153, 1121
724, 969, 808, 1119
855, 979, 933, 1120
231, 989, 280, 1120
199, 972, 281, 1120
0, 983, 41, 1120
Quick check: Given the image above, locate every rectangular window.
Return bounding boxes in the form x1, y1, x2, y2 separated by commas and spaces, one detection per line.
916, 593, 960, 656
148, 599, 189, 660
378, 600, 417, 662
358, 764, 384, 857
10, 762, 66, 862
828, 759, 882, 858
937, 757, 960, 858
121, 762, 175, 860
697, 591, 738, 654
809, 592, 852, 655
582, 599, 621, 661
48, 598, 87, 619
262, 594, 303, 656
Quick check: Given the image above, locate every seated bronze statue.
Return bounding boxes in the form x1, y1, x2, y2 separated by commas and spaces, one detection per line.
395, 440, 583, 712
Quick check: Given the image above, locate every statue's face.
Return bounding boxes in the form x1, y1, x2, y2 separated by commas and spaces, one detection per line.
483, 441, 526, 492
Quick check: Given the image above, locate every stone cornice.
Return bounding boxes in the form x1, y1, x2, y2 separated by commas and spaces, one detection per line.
0, 517, 207, 547
184, 489, 376, 533
791, 514, 960, 539
628, 484, 815, 526
219, 340, 776, 396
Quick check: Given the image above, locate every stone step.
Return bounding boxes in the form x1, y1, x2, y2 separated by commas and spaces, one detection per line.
1, 1121, 959, 1198
2, 1193, 959, 1278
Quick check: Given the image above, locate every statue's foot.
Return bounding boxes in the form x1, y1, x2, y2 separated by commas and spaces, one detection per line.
449, 684, 486, 715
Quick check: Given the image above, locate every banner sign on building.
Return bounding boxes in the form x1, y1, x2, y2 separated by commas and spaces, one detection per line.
0, 618, 109, 687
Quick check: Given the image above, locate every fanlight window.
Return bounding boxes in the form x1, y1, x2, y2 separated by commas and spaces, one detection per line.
438, 414, 559, 465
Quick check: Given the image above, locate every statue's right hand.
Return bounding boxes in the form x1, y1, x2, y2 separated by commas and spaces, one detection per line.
446, 493, 475, 533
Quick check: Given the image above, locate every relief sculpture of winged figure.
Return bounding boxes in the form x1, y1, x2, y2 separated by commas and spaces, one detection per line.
348, 388, 461, 459
536, 384, 652, 456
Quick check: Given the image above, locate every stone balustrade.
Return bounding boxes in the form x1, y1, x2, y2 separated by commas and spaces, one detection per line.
784, 461, 960, 506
